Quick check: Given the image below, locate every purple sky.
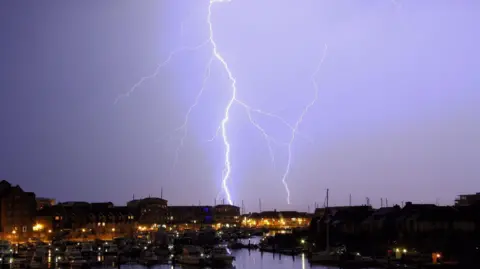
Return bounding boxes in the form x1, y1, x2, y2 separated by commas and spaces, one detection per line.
1, 0, 479, 211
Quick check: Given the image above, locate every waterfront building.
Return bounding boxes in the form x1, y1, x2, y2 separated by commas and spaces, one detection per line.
394, 202, 475, 234
86, 204, 137, 240
35, 197, 55, 210
0, 180, 36, 242
36, 202, 138, 240
455, 192, 480, 206
127, 197, 168, 225
310, 202, 479, 256
241, 210, 312, 229
314, 205, 372, 218
167, 205, 213, 230
214, 204, 240, 227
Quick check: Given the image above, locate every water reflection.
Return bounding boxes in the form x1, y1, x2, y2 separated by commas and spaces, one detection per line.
99, 249, 338, 269
16, 247, 370, 269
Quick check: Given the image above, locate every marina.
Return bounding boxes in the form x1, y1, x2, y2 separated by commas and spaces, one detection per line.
2, 247, 365, 269
0, 233, 460, 269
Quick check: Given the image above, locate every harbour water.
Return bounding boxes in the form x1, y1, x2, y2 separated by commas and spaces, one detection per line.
27, 250, 373, 269
114, 250, 341, 269
8, 237, 375, 269
110, 236, 373, 269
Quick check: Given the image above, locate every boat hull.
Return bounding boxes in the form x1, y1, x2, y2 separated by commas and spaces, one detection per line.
177, 256, 205, 265
211, 258, 235, 266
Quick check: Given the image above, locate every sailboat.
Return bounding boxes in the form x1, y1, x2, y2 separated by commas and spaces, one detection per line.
309, 189, 341, 263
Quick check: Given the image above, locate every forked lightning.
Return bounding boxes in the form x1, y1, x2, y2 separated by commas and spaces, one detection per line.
116, 0, 327, 205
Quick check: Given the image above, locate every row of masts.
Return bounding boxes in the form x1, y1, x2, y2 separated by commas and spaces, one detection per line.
135, 187, 437, 215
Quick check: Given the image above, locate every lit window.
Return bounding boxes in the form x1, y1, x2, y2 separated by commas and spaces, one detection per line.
55, 216, 60, 221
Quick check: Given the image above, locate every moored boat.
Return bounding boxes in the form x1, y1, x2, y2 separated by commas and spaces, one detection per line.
176, 245, 206, 266
209, 246, 235, 266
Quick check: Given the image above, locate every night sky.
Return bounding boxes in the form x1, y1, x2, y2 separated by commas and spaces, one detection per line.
1, 0, 479, 211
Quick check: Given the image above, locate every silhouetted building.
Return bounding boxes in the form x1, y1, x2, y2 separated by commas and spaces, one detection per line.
396, 202, 475, 234
328, 206, 374, 234
37, 202, 138, 240
361, 205, 401, 240
36, 205, 60, 233
455, 193, 480, 206
168, 206, 213, 225
127, 197, 168, 225
0, 180, 36, 241
36, 197, 55, 210
214, 204, 240, 224
87, 205, 137, 239
314, 205, 370, 218
309, 202, 480, 258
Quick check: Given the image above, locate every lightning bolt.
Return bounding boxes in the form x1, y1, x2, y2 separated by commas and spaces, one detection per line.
207, 0, 236, 205
170, 58, 214, 171
114, 40, 210, 105
117, 0, 326, 206
279, 44, 328, 204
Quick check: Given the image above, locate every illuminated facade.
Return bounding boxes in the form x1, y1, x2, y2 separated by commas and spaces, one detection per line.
36, 202, 139, 241
241, 211, 312, 229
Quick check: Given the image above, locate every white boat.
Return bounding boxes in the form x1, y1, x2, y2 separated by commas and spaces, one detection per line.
140, 249, 159, 265
34, 245, 49, 256
103, 242, 118, 255
176, 245, 206, 265
30, 252, 47, 269
65, 245, 82, 257
69, 256, 89, 267
80, 243, 94, 255
52, 245, 64, 255
11, 257, 27, 268
353, 252, 374, 262
55, 256, 70, 267
209, 246, 235, 265
309, 250, 340, 263
0, 241, 13, 257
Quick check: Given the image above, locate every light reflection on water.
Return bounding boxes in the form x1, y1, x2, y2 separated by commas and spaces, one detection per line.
94, 249, 337, 269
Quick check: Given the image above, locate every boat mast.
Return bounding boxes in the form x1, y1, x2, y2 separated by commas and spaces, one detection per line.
326, 188, 330, 252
